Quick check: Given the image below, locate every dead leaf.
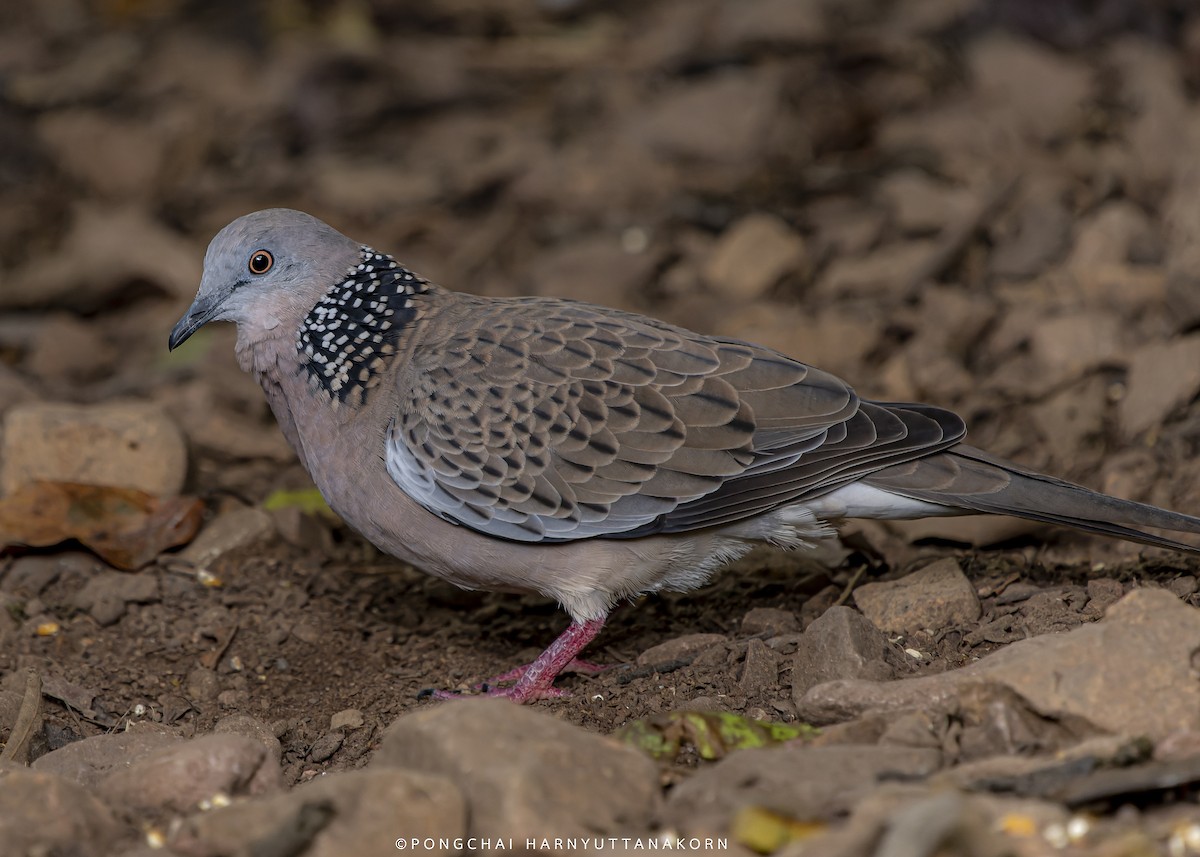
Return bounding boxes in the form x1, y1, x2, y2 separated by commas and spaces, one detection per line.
0, 481, 204, 570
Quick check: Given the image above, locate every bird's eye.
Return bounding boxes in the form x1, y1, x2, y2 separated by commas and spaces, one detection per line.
248, 250, 274, 275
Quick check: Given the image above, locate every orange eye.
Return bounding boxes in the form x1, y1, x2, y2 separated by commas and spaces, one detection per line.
248, 250, 274, 275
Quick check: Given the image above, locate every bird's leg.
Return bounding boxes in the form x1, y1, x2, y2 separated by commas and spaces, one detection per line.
487, 617, 608, 702
426, 617, 608, 703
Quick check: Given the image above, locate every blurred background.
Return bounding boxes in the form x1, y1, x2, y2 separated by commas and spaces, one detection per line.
3, 0, 1200, 549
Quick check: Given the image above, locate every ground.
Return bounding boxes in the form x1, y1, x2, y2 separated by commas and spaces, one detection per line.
3, 1, 1200, 855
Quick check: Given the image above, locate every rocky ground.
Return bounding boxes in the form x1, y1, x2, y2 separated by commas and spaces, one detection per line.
3, 0, 1200, 855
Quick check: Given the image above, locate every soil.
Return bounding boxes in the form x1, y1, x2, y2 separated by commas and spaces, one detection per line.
4, 0, 1200, 853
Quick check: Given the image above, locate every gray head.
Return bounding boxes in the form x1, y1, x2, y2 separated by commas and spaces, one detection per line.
169, 209, 362, 351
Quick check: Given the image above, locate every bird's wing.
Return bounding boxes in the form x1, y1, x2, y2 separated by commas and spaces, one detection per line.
385, 297, 964, 542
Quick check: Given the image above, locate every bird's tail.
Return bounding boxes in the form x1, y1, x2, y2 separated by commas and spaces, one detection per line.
862, 444, 1200, 555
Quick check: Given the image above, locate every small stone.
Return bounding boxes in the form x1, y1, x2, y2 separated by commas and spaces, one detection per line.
738, 638, 780, 696
309, 731, 345, 763
741, 606, 799, 637
330, 709, 365, 731
968, 33, 1092, 143
799, 589, 1200, 741
989, 198, 1073, 281
855, 558, 982, 634
172, 768, 464, 857
703, 213, 806, 300
101, 733, 281, 814
1085, 578, 1126, 614
637, 633, 727, 666
31, 727, 181, 787
878, 170, 975, 235
177, 504, 275, 572
72, 570, 159, 627
214, 714, 283, 766
186, 667, 221, 704
375, 698, 661, 843
665, 744, 942, 833
1168, 576, 1198, 599
0, 401, 187, 497
791, 606, 899, 701
1120, 335, 1200, 437
635, 68, 779, 165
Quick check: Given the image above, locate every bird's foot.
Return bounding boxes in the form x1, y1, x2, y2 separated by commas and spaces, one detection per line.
418, 617, 607, 704
474, 657, 614, 690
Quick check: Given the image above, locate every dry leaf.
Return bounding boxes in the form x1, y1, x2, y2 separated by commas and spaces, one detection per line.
0, 481, 204, 569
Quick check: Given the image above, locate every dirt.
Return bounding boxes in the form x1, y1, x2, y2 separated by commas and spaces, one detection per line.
4, 0, 1200, 853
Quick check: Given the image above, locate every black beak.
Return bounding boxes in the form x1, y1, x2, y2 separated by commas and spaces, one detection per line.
168, 294, 220, 350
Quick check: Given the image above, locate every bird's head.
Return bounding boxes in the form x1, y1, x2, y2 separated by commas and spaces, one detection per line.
169, 208, 361, 351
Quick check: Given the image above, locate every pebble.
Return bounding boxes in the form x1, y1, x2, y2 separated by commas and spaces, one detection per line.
854, 558, 982, 634
330, 708, 365, 731
800, 589, 1200, 741
791, 606, 898, 701
176, 504, 276, 572
101, 733, 281, 815
740, 606, 799, 637
703, 213, 806, 300
31, 726, 181, 787
0, 401, 187, 497
637, 633, 727, 666
173, 768, 464, 857
738, 638, 780, 696
214, 713, 283, 766
665, 744, 942, 834
374, 698, 661, 842
72, 570, 159, 626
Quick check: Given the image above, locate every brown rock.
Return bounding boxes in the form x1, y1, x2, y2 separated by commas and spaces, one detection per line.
703, 213, 806, 300
38, 109, 165, 198
738, 638, 781, 696
2, 204, 200, 310
31, 727, 181, 787
741, 607, 799, 637
968, 33, 1092, 143
637, 633, 728, 666
0, 770, 128, 857
101, 733, 282, 815
665, 744, 941, 834
1119, 335, 1200, 437
791, 606, 898, 701
886, 512, 1045, 549
214, 714, 283, 766
878, 171, 975, 235
989, 198, 1073, 281
25, 314, 119, 384
1029, 374, 1108, 463
855, 558, 981, 634
817, 241, 937, 299
374, 698, 660, 846
800, 589, 1200, 741
0, 401, 187, 497
176, 505, 275, 572
72, 570, 159, 626
1028, 311, 1125, 386
635, 68, 779, 164
172, 768, 464, 857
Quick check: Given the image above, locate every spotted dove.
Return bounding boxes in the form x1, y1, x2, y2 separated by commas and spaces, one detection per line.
170, 209, 1200, 702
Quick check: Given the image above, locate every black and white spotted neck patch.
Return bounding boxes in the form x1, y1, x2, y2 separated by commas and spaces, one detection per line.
297, 247, 429, 405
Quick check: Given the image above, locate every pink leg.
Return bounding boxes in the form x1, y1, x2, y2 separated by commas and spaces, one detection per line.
429, 617, 607, 704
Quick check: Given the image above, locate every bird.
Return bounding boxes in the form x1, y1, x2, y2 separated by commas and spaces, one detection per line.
170, 208, 1200, 702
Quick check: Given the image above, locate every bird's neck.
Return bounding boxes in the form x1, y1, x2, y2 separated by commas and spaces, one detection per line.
292, 246, 432, 408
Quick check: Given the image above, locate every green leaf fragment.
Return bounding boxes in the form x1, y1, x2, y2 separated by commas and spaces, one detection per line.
262, 488, 336, 518
617, 710, 818, 761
